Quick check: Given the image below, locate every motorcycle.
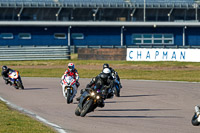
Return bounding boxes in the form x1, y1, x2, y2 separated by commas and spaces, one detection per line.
113, 77, 120, 97
75, 88, 105, 117
191, 106, 200, 126
106, 77, 120, 99
8, 70, 24, 89
61, 75, 77, 104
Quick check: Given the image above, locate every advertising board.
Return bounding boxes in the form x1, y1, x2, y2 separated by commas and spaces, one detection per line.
127, 48, 200, 62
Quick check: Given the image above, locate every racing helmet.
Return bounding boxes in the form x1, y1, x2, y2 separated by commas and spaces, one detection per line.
103, 63, 109, 69
68, 63, 75, 71
2, 66, 8, 71
103, 68, 111, 74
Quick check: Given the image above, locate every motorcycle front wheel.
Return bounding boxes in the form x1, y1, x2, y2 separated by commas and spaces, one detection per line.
75, 106, 81, 116
66, 89, 72, 104
80, 99, 93, 117
16, 81, 24, 89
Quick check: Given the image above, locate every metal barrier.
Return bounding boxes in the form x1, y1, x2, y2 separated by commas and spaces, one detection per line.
0, 46, 70, 61
70, 45, 200, 53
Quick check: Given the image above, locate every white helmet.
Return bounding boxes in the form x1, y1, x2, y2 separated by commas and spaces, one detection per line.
103, 68, 111, 74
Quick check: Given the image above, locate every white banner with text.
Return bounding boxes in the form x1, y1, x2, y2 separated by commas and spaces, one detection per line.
127, 48, 200, 62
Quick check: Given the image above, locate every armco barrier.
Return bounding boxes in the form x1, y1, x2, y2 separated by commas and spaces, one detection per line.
70, 45, 200, 54
0, 46, 70, 61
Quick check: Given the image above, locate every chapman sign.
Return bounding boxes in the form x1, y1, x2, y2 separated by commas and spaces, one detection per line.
127, 48, 200, 62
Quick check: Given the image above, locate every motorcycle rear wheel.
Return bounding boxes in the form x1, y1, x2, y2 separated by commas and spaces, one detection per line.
114, 87, 120, 97
191, 113, 200, 126
16, 81, 24, 90
80, 99, 93, 117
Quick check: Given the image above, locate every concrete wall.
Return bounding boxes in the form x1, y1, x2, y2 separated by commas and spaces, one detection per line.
78, 48, 126, 60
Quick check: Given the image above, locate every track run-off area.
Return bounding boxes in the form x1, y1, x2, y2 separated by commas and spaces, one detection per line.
0, 77, 200, 133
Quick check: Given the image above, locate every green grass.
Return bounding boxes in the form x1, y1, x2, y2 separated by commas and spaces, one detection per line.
14, 68, 200, 82
0, 58, 200, 82
0, 101, 56, 133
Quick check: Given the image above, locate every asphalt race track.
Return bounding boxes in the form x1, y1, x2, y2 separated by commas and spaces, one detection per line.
0, 77, 200, 133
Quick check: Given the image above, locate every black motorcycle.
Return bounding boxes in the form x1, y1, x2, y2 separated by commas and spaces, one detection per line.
75, 88, 105, 117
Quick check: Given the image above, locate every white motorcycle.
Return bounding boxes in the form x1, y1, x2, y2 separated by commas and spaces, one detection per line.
60, 75, 77, 104
8, 70, 24, 89
191, 106, 200, 126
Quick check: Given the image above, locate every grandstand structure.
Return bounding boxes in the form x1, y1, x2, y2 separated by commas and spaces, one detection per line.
0, 0, 200, 47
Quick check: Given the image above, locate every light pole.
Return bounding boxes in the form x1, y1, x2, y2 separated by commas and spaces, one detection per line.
144, 0, 146, 22
195, 3, 198, 21
194, 1, 199, 21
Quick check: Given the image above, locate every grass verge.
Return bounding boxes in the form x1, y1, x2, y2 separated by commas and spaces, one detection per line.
0, 59, 199, 82
0, 100, 56, 133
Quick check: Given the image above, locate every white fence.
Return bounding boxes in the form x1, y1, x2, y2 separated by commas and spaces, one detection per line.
0, 46, 70, 61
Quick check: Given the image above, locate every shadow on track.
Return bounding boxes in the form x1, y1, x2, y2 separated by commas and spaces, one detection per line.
24, 88, 48, 90
105, 101, 137, 104
120, 94, 158, 98
88, 115, 183, 118
97, 109, 180, 112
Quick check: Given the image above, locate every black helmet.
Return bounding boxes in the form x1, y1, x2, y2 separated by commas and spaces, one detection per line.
103, 63, 109, 69
2, 66, 7, 71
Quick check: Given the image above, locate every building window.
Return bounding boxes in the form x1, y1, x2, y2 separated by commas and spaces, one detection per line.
54, 33, 66, 39
1, 33, 14, 39
19, 33, 31, 39
71, 33, 84, 40
132, 34, 174, 45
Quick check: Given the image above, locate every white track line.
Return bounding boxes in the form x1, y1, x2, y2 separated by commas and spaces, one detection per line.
0, 96, 67, 133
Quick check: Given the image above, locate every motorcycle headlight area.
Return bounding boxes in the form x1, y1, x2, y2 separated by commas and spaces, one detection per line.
96, 95, 100, 99
91, 92, 95, 96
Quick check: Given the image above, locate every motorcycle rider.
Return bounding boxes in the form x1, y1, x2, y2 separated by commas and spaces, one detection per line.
62, 63, 80, 98
1, 66, 24, 88
1, 66, 12, 85
63, 63, 80, 87
76, 77, 96, 101
102, 63, 122, 88
76, 68, 113, 101
95, 68, 114, 98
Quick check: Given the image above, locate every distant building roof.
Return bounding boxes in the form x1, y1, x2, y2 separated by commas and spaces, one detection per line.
0, 0, 195, 8
0, 0, 195, 4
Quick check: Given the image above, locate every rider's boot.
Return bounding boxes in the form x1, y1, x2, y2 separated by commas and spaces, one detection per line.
119, 83, 122, 88
76, 96, 81, 101
76, 89, 85, 101
76, 82, 80, 88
